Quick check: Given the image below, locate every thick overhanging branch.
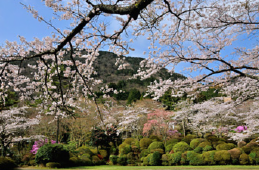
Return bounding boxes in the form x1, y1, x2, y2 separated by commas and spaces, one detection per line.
95, 0, 154, 20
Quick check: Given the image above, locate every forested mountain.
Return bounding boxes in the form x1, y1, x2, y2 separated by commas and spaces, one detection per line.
17, 50, 185, 94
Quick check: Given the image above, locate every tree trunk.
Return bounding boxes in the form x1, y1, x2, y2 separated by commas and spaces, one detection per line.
56, 116, 59, 143
182, 120, 186, 137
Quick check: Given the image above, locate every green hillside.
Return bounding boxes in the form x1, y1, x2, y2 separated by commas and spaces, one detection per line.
10, 50, 185, 103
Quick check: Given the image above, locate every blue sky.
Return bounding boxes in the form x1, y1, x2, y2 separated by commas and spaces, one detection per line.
0, 1, 147, 56
0, 1, 53, 43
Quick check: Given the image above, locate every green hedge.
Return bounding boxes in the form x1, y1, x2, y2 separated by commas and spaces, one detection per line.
239, 153, 250, 165
0, 157, 16, 170
117, 155, 127, 165
171, 152, 182, 165
46, 162, 61, 168
242, 142, 259, 154
214, 150, 231, 165
124, 138, 135, 145
76, 146, 94, 155
249, 148, 259, 164
182, 134, 196, 144
140, 138, 153, 150
150, 151, 161, 166
187, 151, 204, 165
190, 138, 205, 149
202, 150, 216, 165
109, 155, 118, 165
148, 142, 164, 153
119, 143, 132, 155
216, 143, 235, 150
35, 144, 69, 166
165, 143, 174, 153
173, 141, 190, 153
161, 154, 170, 166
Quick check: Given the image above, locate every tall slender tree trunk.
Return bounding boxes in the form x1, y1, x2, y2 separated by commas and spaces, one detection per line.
182, 120, 186, 137
56, 115, 60, 143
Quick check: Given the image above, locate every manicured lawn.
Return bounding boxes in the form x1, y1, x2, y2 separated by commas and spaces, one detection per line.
17, 165, 259, 170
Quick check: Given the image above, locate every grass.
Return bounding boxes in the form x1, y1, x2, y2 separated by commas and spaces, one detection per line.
18, 165, 259, 170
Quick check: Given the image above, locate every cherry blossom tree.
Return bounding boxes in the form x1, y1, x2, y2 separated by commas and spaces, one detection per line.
0, 107, 40, 157
0, 0, 258, 142
101, 100, 149, 137
172, 97, 259, 142
143, 109, 175, 143
174, 99, 237, 138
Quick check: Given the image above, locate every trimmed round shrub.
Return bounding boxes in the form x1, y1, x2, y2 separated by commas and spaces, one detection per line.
0, 157, 16, 170
109, 155, 118, 165
80, 156, 92, 166
212, 140, 225, 149
140, 149, 149, 158
21, 153, 34, 165
190, 138, 205, 149
92, 155, 104, 165
90, 148, 98, 154
69, 157, 80, 166
99, 150, 108, 159
171, 152, 182, 165
149, 135, 161, 141
124, 138, 135, 145
140, 138, 153, 150
203, 145, 213, 151
35, 144, 69, 166
151, 148, 164, 154
240, 153, 250, 165
110, 147, 117, 155
242, 142, 259, 154
165, 143, 175, 153
127, 152, 134, 164
193, 147, 203, 154
239, 153, 249, 165
148, 142, 164, 153
76, 146, 94, 156
117, 155, 127, 165
132, 139, 140, 149
238, 141, 246, 148
46, 162, 61, 168
29, 160, 36, 166
187, 151, 204, 165
228, 148, 241, 159
182, 134, 197, 144
198, 141, 212, 148
214, 150, 231, 165
150, 151, 161, 166
143, 155, 150, 166
180, 151, 188, 165
202, 150, 216, 165
80, 153, 91, 159
216, 143, 235, 151
161, 154, 170, 166
206, 135, 219, 142
166, 139, 179, 146
173, 141, 190, 153
249, 148, 259, 164
119, 143, 132, 155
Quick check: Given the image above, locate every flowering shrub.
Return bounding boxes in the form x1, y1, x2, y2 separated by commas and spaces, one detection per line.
235, 126, 247, 133
35, 144, 69, 166
143, 109, 174, 142
30, 139, 56, 154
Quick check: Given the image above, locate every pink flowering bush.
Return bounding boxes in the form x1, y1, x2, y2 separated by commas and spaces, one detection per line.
143, 109, 175, 142
235, 126, 247, 133
31, 139, 56, 154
